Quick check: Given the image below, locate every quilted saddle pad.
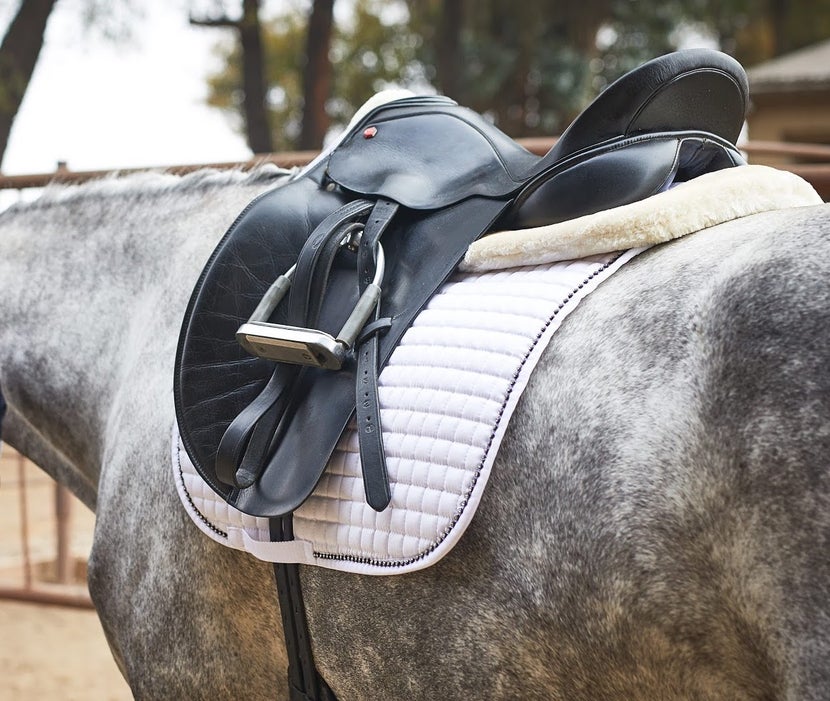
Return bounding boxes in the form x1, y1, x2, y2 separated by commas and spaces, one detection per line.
173, 248, 641, 574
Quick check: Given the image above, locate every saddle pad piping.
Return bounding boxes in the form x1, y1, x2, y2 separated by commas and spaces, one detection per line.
173, 247, 644, 574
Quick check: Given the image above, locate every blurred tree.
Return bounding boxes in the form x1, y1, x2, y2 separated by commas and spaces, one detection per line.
0, 0, 59, 166
205, 0, 830, 148
598, 0, 830, 86
192, 0, 274, 153
409, 0, 613, 134
0, 0, 141, 168
299, 0, 334, 149
327, 1, 422, 124
683, 0, 830, 65
206, 0, 418, 151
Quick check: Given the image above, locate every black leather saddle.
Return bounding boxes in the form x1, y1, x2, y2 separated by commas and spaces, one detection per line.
174, 49, 748, 519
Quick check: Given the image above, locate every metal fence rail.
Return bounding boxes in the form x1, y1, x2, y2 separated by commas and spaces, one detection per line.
0, 443, 93, 608
0, 140, 827, 195
0, 152, 318, 190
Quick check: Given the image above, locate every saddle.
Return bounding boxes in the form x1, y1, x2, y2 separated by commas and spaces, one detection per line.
174, 49, 748, 520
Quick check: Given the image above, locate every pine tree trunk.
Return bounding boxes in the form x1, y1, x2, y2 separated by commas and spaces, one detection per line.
0, 0, 59, 168
239, 0, 273, 154
299, 0, 334, 150
436, 0, 464, 100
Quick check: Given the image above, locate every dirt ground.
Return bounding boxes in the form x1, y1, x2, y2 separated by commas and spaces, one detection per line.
0, 443, 132, 700
0, 600, 132, 701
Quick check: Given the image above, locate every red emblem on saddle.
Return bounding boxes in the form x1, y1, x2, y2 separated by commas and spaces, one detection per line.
363, 126, 378, 139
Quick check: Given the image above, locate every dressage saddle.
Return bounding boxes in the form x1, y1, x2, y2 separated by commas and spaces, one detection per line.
174, 49, 748, 520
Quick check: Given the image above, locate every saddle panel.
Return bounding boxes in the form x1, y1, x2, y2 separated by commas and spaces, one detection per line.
327, 104, 538, 209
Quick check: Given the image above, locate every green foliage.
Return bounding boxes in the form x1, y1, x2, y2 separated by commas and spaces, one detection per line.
204, 0, 830, 149
206, 10, 306, 151
206, 0, 419, 150
601, 0, 830, 74
327, 1, 422, 126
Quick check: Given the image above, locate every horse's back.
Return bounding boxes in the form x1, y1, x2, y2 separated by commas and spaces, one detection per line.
9, 185, 826, 699
297, 204, 830, 700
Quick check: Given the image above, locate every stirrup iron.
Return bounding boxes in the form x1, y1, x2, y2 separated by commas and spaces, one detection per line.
236, 242, 386, 370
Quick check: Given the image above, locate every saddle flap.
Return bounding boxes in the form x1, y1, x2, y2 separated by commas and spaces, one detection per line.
327, 106, 537, 210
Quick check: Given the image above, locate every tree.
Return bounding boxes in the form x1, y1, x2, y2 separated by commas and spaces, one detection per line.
204, 0, 830, 148
205, 0, 417, 151
409, 0, 613, 134
0, 0, 141, 169
299, 0, 335, 149
191, 0, 273, 154
599, 0, 830, 82
435, 0, 463, 100
0, 0, 60, 167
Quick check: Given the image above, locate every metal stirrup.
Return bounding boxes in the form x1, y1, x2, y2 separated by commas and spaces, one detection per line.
236, 242, 385, 370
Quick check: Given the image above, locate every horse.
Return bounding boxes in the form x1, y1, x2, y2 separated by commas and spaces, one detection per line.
0, 165, 828, 700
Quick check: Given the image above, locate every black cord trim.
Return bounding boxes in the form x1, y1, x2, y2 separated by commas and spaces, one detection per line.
175, 439, 229, 539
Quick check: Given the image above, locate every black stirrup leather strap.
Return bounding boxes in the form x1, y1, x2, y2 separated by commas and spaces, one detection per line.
354, 198, 399, 511
272, 519, 337, 701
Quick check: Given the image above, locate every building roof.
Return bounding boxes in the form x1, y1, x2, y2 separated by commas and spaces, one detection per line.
747, 39, 830, 94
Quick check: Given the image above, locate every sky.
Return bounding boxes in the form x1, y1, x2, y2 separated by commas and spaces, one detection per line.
1, 0, 255, 175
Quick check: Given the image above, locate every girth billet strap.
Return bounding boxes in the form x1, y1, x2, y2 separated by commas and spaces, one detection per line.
252, 202, 401, 701
271, 518, 337, 701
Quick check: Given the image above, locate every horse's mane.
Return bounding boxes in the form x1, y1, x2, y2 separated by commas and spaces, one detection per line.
4, 164, 291, 214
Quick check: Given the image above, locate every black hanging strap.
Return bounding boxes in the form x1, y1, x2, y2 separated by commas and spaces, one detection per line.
271, 517, 337, 701
216, 200, 375, 489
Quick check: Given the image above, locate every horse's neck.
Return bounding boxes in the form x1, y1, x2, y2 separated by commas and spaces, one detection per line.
0, 189, 195, 482
0, 171, 284, 492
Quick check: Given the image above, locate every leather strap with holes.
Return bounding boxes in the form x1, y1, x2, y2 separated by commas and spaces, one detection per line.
354, 199, 399, 511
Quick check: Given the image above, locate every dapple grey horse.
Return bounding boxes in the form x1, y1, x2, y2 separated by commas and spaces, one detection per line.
0, 167, 828, 700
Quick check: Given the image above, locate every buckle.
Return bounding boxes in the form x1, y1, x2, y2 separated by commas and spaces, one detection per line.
236, 238, 385, 370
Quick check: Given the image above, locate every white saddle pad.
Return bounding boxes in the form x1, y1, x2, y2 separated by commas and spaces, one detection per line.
173, 248, 641, 574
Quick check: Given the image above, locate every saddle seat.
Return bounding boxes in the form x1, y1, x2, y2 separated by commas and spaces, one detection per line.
174, 49, 748, 519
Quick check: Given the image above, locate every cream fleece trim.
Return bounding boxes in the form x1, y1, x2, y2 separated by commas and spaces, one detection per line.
461, 165, 823, 272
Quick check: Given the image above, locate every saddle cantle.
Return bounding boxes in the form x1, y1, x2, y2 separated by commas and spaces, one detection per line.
174, 49, 749, 519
